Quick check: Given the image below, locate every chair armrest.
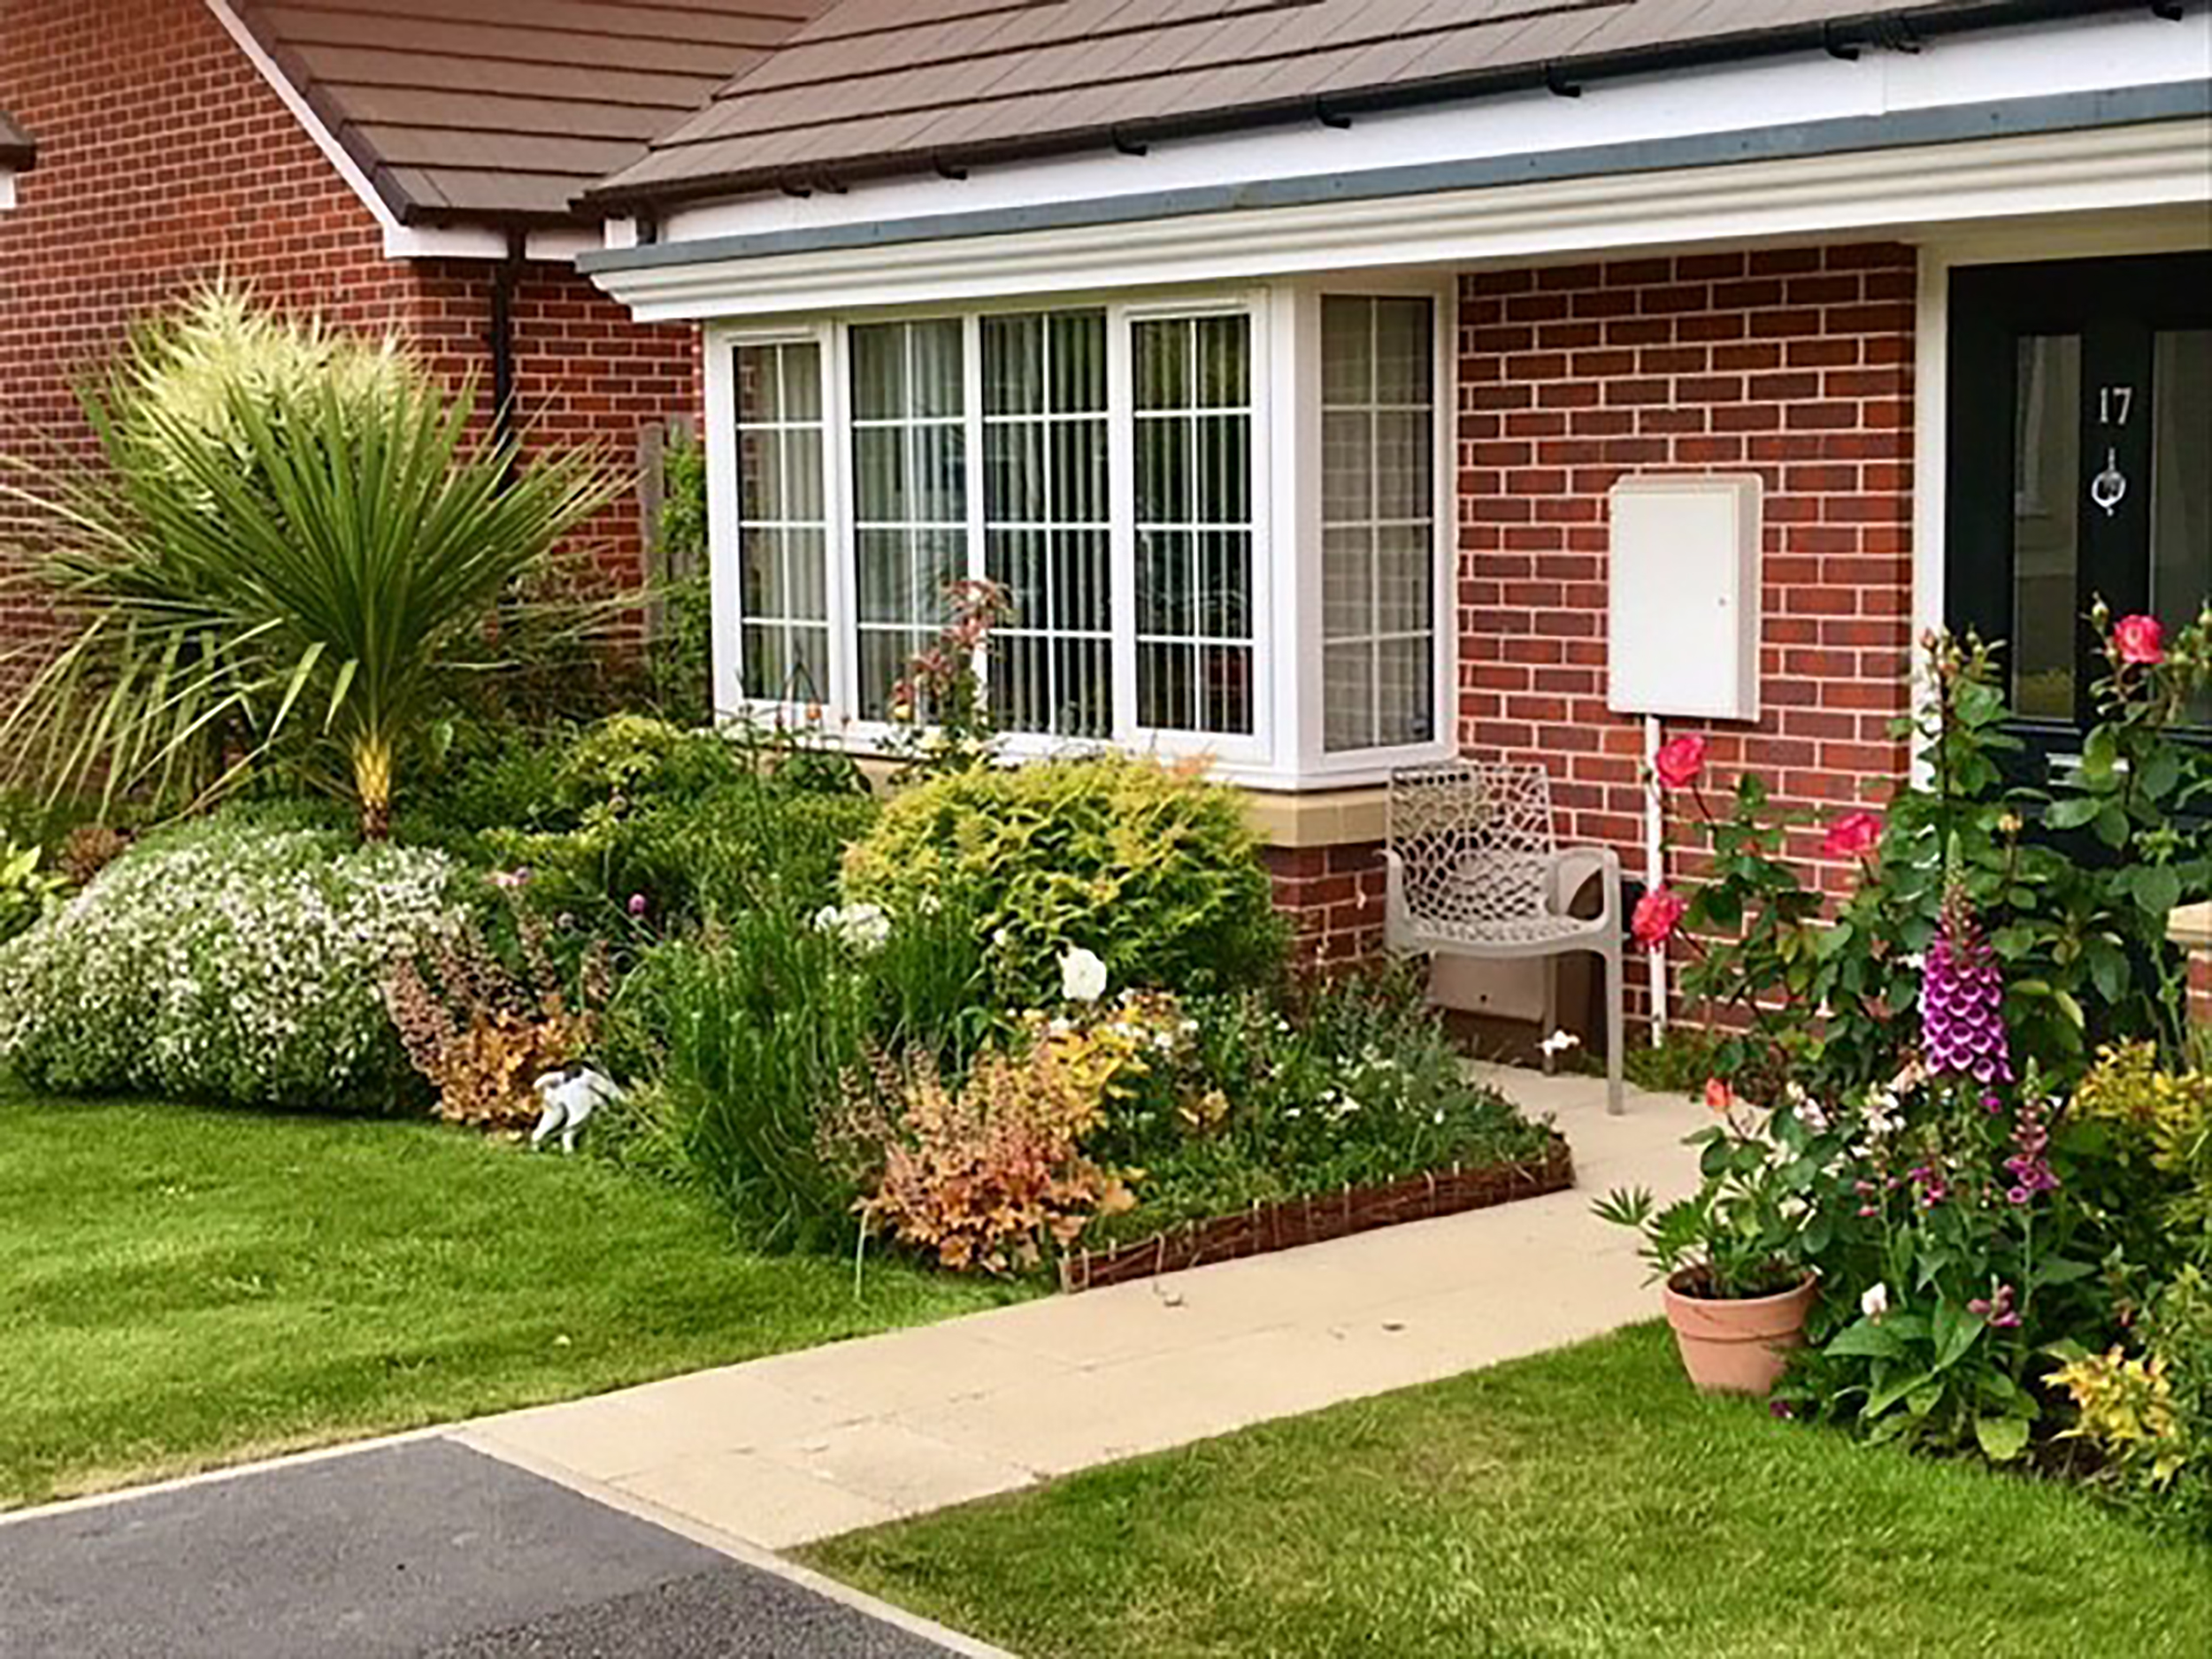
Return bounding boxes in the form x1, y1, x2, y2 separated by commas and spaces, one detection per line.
1546, 845, 1623, 926
1380, 847, 1409, 946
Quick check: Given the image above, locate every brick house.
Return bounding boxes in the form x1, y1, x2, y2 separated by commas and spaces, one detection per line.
0, 0, 833, 694
6, 2, 2207, 1032
572, 0, 2210, 1026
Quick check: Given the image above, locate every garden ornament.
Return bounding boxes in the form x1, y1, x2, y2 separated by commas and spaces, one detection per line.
531, 1064, 622, 1154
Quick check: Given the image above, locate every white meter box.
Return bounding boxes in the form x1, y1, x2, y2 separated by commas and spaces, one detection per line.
1606, 474, 1763, 721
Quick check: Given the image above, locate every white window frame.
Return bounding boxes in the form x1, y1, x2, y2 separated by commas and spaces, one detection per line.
703, 277, 1456, 789
1285, 280, 1458, 780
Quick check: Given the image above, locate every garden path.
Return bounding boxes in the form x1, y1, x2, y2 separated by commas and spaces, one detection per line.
456, 1066, 1704, 1551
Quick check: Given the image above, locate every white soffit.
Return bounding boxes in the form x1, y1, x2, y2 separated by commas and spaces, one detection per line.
659, 9, 2209, 250
593, 118, 2212, 322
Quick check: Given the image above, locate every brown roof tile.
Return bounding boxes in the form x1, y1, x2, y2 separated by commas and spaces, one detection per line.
587, 0, 2094, 209
231, 0, 841, 224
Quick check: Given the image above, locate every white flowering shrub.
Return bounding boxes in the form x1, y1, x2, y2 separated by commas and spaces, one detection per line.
0, 813, 464, 1110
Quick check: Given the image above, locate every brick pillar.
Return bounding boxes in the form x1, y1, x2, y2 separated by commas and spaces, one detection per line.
2172, 903, 2212, 1031
1262, 841, 1388, 969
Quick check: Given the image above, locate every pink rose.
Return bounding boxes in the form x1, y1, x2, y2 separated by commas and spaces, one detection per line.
1632, 886, 1687, 949
2113, 614, 2165, 667
1653, 734, 1708, 792
1822, 810, 1883, 861
1704, 1077, 1739, 1116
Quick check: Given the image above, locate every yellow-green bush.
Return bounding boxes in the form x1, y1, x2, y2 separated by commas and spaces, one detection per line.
841, 754, 1284, 1007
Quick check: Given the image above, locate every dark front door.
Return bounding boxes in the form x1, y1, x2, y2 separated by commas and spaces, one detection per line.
1947, 251, 2211, 780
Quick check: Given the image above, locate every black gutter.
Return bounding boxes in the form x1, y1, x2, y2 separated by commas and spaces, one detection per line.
576, 0, 2172, 217
488, 227, 526, 460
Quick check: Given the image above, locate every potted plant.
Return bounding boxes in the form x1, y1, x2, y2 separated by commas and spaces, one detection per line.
1594, 1087, 1820, 1394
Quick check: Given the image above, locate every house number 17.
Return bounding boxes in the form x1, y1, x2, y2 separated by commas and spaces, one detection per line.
2091, 384, 2135, 518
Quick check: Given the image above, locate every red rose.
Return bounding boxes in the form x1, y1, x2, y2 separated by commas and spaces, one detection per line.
1822, 810, 1883, 861
1632, 886, 1687, 949
1653, 733, 1707, 791
2113, 614, 2165, 667
1704, 1077, 1739, 1115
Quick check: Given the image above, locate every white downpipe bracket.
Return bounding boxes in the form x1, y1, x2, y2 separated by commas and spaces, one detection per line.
1644, 714, 1669, 1046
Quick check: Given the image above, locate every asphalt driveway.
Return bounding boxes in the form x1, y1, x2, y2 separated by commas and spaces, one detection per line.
0, 1440, 976, 1659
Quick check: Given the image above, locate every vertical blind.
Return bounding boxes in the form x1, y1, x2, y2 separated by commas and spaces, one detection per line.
850, 319, 966, 718
728, 296, 1438, 758
983, 311, 1112, 738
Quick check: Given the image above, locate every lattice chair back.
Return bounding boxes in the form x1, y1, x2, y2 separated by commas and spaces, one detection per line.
1387, 760, 1560, 941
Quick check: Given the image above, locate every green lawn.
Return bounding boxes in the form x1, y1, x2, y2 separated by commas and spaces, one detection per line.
0, 1089, 1012, 1509
806, 1325, 2212, 1659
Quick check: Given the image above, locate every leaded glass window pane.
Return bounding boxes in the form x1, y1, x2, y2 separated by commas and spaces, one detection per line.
1319, 296, 1436, 752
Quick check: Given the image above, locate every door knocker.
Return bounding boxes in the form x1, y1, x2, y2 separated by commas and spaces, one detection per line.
2090, 447, 2128, 519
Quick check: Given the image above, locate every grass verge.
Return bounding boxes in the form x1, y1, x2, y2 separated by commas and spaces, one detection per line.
0, 1089, 1013, 1509
804, 1323, 2212, 1659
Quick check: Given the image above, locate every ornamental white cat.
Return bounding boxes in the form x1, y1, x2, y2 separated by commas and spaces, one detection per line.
530, 1064, 622, 1154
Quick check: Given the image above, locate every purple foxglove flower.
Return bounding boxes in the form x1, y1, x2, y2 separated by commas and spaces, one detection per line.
1919, 900, 2014, 1085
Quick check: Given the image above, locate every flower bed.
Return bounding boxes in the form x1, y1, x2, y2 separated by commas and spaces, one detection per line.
1059, 1134, 1573, 1293
1601, 608, 2212, 1539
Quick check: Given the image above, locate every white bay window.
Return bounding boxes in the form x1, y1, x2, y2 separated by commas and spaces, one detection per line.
709, 280, 1451, 788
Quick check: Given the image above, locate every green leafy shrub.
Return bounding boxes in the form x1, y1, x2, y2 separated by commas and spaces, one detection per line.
2056, 1267, 2212, 1540
0, 841, 65, 946
0, 808, 462, 1110
841, 753, 1285, 1006
645, 431, 715, 727
608, 907, 872, 1249
480, 784, 879, 942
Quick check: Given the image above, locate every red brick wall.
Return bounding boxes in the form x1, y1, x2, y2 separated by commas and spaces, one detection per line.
412, 259, 700, 600
0, 0, 416, 695
0, 0, 698, 695
1265, 843, 1388, 968
1455, 244, 1917, 892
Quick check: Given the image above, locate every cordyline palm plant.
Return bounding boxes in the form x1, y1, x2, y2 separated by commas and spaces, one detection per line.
0, 288, 626, 838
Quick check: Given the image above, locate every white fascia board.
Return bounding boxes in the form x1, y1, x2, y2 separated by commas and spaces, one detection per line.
0, 171, 15, 212
657, 9, 2208, 249
594, 119, 2212, 323
380, 224, 605, 263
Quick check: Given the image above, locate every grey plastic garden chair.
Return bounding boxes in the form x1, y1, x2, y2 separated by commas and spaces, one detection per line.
1382, 761, 1625, 1115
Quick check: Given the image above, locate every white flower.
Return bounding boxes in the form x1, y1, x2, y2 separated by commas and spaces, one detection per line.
1861, 1283, 1890, 1323
1060, 945, 1108, 1004
814, 902, 891, 953
1538, 1029, 1580, 1058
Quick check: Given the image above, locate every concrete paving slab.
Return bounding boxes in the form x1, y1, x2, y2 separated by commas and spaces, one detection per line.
443, 1067, 1705, 1548
608, 1448, 904, 1552
0, 1440, 968, 1659
469, 1374, 852, 1484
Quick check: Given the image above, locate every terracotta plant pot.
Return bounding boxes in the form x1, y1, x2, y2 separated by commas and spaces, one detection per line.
1661, 1271, 1818, 1395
